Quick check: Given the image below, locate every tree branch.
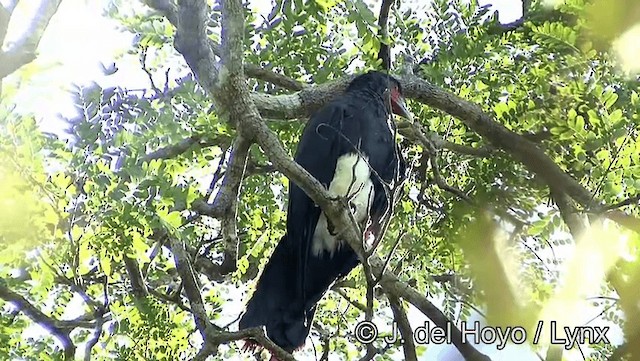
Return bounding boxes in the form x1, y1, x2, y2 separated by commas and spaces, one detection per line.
0, 0, 62, 79
376, 262, 491, 361
141, 134, 232, 163
123, 255, 149, 298
210, 135, 250, 275
401, 76, 594, 207
332, 287, 368, 312
167, 236, 215, 339
144, 0, 306, 91
0, 279, 76, 360
397, 121, 494, 157
387, 294, 417, 361
376, 0, 394, 70
604, 195, 640, 210
551, 188, 588, 238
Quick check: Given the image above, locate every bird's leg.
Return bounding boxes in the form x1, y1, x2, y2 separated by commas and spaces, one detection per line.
325, 191, 363, 239
361, 186, 377, 250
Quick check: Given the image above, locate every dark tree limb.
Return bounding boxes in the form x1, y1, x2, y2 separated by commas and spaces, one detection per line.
376, 263, 491, 361
190, 136, 251, 280
605, 210, 640, 234
388, 294, 417, 361
376, 0, 394, 70
83, 305, 107, 361
144, 0, 305, 91
211, 135, 250, 275
124, 255, 149, 298
243, 64, 306, 91
401, 76, 593, 206
604, 195, 640, 211
168, 0, 298, 359
397, 121, 494, 157
167, 236, 214, 339
551, 188, 587, 238
0, 279, 76, 360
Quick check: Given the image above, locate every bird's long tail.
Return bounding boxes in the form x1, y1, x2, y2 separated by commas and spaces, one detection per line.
239, 234, 360, 353
238, 234, 312, 353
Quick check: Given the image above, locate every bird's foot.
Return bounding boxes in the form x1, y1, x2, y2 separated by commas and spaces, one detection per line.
241, 340, 263, 354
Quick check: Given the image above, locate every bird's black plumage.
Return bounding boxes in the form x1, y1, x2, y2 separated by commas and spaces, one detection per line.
239, 71, 410, 354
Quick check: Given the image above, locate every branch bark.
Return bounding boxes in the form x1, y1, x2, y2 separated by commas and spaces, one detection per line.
387, 294, 417, 361
376, 0, 394, 70
144, 0, 305, 91
0, 279, 76, 360
0, 0, 63, 79
167, 236, 213, 338
211, 135, 250, 274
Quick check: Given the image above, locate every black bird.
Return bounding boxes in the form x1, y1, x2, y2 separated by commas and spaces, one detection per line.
239, 71, 412, 355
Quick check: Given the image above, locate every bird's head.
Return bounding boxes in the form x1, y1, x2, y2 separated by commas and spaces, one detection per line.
346, 70, 413, 121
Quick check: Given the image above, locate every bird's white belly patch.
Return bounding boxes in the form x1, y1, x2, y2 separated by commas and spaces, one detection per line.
312, 153, 374, 256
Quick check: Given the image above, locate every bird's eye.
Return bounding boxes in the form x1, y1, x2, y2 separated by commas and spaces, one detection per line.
390, 86, 400, 102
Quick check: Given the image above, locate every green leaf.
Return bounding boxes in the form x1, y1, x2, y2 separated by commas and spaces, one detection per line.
100, 248, 112, 277
603, 91, 619, 109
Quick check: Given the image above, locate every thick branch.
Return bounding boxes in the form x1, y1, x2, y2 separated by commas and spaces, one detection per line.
210, 136, 250, 274
173, 0, 218, 91
190, 136, 247, 220
168, 232, 296, 361
376, 262, 490, 361
605, 210, 640, 234
551, 188, 587, 238
605, 195, 640, 210
251, 77, 351, 119
123, 256, 148, 298
251, 74, 592, 205
397, 121, 494, 157
401, 76, 594, 207
0, 0, 62, 79
0, 5, 10, 45
167, 236, 214, 338
0, 280, 76, 360
144, 0, 305, 91
171, 0, 296, 358
141, 134, 231, 163
387, 294, 417, 361
376, 0, 394, 70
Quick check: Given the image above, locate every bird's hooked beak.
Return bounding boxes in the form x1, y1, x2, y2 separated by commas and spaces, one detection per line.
391, 95, 413, 122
